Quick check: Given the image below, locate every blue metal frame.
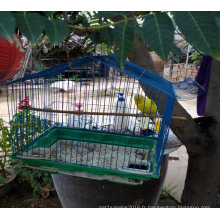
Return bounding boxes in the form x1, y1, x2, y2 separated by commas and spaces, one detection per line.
6, 56, 176, 98
7, 55, 177, 180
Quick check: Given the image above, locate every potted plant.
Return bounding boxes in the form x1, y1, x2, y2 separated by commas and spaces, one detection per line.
0, 118, 16, 198
9, 98, 55, 199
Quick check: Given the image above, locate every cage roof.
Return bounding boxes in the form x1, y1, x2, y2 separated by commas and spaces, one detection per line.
6, 55, 176, 98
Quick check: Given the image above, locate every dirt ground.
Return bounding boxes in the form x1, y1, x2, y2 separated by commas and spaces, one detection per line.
0, 176, 179, 208
0, 178, 62, 208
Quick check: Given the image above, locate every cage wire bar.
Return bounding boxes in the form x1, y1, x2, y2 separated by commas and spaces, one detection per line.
6, 55, 177, 182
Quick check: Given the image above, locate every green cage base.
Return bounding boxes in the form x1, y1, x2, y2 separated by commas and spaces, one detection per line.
22, 126, 157, 151
13, 126, 159, 181
13, 156, 159, 181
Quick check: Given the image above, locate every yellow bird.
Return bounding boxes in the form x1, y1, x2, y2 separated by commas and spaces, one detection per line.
134, 94, 157, 122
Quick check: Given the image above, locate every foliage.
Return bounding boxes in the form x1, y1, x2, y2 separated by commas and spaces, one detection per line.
113, 21, 134, 67
189, 49, 203, 65
57, 73, 63, 81
170, 44, 183, 58
174, 12, 220, 59
10, 96, 52, 151
38, 64, 47, 72
0, 12, 15, 40
10, 110, 50, 150
142, 12, 174, 62
160, 185, 177, 199
0, 118, 12, 182
1, 11, 220, 68
12, 159, 54, 198
9, 96, 54, 197
96, 11, 126, 19
72, 74, 79, 83
0, 117, 53, 197
44, 18, 69, 46
13, 12, 44, 43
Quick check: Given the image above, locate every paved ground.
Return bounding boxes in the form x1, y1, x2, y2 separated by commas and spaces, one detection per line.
163, 99, 198, 203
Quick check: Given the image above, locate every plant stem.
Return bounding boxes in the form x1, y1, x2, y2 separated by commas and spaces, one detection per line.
69, 14, 149, 32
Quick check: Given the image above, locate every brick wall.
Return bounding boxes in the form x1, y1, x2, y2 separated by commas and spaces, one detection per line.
163, 63, 200, 82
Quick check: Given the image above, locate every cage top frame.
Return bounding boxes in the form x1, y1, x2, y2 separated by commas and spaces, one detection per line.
5, 55, 176, 99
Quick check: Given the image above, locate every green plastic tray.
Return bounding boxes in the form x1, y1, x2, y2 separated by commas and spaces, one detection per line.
23, 126, 157, 151
13, 126, 159, 181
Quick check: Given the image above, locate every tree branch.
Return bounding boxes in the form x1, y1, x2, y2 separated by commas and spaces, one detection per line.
128, 31, 212, 155
171, 102, 214, 153
69, 13, 148, 33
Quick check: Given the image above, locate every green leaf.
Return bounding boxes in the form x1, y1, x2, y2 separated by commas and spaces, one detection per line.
44, 18, 69, 46
33, 187, 40, 198
171, 44, 183, 57
0, 11, 15, 40
174, 11, 220, 59
134, 24, 145, 42
89, 31, 102, 44
87, 46, 95, 53
96, 11, 125, 19
113, 21, 134, 68
212, 11, 220, 48
100, 27, 113, 45
14, 12, 44, 43
0, 176, 6, 185
212, 12, 220, 28
142, 12, 174, 61
42, 11, 55, 18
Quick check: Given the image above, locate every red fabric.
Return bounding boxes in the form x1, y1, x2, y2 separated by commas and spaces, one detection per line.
0, 35, 25, 83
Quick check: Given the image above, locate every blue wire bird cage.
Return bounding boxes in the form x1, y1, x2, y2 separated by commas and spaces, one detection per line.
5, 55, 197, 184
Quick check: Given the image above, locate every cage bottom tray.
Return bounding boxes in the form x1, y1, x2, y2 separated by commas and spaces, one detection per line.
14, 127, 158, 181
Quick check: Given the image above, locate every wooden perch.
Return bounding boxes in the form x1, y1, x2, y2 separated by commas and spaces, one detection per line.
19, 106, 187, 120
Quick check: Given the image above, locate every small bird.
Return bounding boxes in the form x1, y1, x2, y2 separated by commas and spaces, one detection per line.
134, 94, 158, 122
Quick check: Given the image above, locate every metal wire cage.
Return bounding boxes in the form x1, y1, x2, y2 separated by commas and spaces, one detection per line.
6, 56, 176, 183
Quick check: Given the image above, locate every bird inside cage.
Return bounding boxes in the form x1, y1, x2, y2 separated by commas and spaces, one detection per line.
134, 94, 161, 135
